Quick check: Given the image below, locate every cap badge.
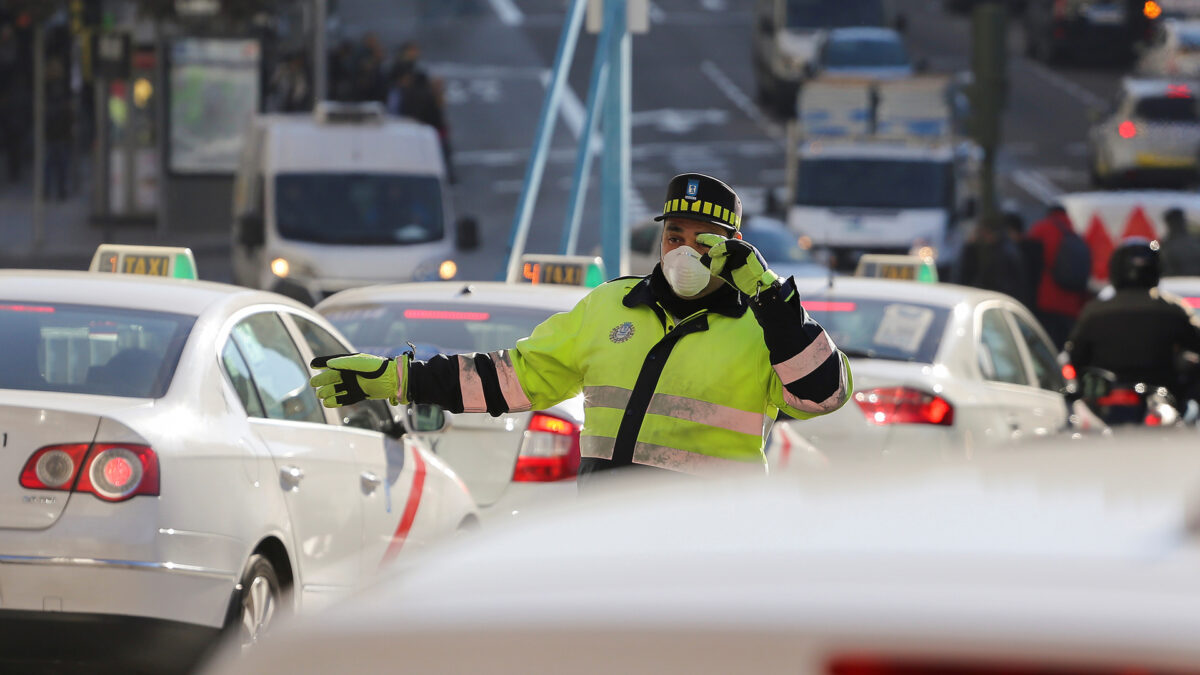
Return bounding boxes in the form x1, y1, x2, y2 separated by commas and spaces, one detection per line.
609, 321, 636, 343
684, 179, 699, 201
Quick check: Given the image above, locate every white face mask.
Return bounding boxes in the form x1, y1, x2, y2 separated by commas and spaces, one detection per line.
661, 245, 712, 298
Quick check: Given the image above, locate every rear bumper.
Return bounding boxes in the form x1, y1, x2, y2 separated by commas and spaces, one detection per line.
479, 481, 578, 526
0, 609, 222, 675
0, 553, 237, 629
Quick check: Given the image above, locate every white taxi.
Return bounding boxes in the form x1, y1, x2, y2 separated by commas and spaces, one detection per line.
1088, 78, 1200, 188
205, 433, 1200, 675
0, 250, 477, 673
316, 274, 591, 525
770, 277, 1069, 466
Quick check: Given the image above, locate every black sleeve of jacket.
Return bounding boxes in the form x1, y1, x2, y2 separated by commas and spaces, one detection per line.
406, 353, 511, 416
750, 277, 842, 402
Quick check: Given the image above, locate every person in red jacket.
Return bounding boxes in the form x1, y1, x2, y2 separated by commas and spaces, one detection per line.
1024, 205, 1089, 348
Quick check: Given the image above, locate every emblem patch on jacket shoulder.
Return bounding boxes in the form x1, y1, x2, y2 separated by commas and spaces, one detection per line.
609, 321, 636, 343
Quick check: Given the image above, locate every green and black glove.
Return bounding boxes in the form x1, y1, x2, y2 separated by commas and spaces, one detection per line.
696, 232, 781, 298
309, 353, 408, 408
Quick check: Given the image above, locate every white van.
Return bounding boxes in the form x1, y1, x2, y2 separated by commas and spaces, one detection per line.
231, 102, 478, 305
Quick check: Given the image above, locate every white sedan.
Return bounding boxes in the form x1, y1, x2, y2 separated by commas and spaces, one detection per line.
205, 433, 1200, 675
316, 281, 590, 525
770, 277, 1069, 468
0, 269, 477, 673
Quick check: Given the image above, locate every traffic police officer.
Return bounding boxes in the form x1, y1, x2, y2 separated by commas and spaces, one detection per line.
309, 173, 852, 487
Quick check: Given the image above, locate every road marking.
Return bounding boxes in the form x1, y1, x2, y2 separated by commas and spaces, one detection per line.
487, 0, 524, 26
700, 60, 785, 142
1021, 60, 1106, 109
1011, 169, 1064, 205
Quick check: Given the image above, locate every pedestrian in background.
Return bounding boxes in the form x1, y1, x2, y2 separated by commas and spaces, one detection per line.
952, 214, 1029, 306
1160, 207, 1200, 277
42, 58, 72, 200
1025, 204, 1091, 348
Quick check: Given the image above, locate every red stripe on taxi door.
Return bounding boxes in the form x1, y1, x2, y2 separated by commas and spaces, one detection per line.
382, 448, 427, 565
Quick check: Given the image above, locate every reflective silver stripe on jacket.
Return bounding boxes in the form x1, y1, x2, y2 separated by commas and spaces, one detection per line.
490, 350, 532, 412
457, 354, 487, 413
580, 435, 766, 477
781, 353, 849, 414
772, 329, 834, 384
583, 386, 769, 436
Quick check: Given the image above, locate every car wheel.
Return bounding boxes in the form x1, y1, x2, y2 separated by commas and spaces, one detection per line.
232, 554, 282, 653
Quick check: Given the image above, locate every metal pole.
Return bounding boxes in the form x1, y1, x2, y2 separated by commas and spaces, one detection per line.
32, 23, 45, 252
600, 0, 630, 278
314, 0, 327, 102
560, 6, 616, 256
503, 0, 589, 283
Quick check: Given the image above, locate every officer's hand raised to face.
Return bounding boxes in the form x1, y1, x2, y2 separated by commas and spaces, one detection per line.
309, 353, 406, 407
696, 232, 781, 298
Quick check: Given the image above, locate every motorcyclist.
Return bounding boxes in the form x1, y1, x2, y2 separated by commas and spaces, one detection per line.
1065, 238, 1200, 417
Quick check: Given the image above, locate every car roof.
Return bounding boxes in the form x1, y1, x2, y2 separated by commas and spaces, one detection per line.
0, 269, 307, 317
316, 281, 591, 312
793, 277, 1008, 306
1121, 77, 1200, 99
215, 436, 1200, 675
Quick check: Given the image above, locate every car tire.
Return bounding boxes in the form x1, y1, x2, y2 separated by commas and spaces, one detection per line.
229, 554, 283, 653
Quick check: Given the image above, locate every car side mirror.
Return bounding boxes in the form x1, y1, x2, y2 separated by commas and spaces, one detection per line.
456, 216, 479, 251
405, 402, 448, 434
236, 212, 265, 248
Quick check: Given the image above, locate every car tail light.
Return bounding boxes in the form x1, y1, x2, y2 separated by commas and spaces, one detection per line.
513, 413, 580, 482
828, 655, 1193, 675
20, 444, 91, 490
1061, 363, 1076, 381
854, 387, 954, 426
1119, 120, 1137, 138
21, 443, 159, 502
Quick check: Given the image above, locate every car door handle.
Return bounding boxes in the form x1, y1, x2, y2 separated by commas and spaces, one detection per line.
279, 465, 304, 491
360, 471, 382, 494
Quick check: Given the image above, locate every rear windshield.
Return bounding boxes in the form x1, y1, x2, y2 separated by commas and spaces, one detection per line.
0, 302, 195, 398
825, 38, 908, 68
1134, 95, 1200, 121
803, 297, 949, 363
321, 302, 559, 357
796, 158, 952, 210
275, 173, 444, 245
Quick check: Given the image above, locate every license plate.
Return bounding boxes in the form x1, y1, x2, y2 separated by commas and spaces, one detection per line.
97, 253, 172, 276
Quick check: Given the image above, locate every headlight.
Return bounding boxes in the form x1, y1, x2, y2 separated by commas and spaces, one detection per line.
270, 257, 290, 278
438, 260, 458, 280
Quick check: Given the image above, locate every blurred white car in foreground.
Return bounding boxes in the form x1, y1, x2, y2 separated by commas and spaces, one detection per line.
770, 277, 1069, 467
0, 269, 476, 674
207, 432, 1200, 675
317, 281, 589, 525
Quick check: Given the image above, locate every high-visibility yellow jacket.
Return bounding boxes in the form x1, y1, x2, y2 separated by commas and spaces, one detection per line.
405, 273, 850, 477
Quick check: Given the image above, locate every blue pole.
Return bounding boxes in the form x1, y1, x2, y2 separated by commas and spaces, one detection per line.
600, 0, 630, 278
502, 0, 589, 282
560, 4, 617, 256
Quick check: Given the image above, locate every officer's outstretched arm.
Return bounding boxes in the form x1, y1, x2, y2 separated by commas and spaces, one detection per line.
309, 353, 408, 407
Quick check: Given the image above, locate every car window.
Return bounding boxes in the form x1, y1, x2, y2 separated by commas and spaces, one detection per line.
1134, 95, 1199, 122
322, 302, 559, 355
221, 340, 266, 417
231, 312, 325, 424
1013, 313, 1065, 392
803, 297, 949, 363
0, 301, 193, 398
292, 314, 394, 433
978, 308, 1029, 386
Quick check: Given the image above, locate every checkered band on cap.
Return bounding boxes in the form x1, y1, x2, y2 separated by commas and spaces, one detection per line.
653, 173, 742, 233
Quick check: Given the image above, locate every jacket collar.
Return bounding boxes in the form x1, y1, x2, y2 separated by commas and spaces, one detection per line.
622, 265, 747, 319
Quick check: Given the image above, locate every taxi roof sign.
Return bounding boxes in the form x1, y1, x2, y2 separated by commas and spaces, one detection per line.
89, 244, 198, 280
520, 254, 607, 288
854, 254, 937, 283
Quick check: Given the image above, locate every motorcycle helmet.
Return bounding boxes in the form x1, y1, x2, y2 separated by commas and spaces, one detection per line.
1108, 237, 1161, 290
